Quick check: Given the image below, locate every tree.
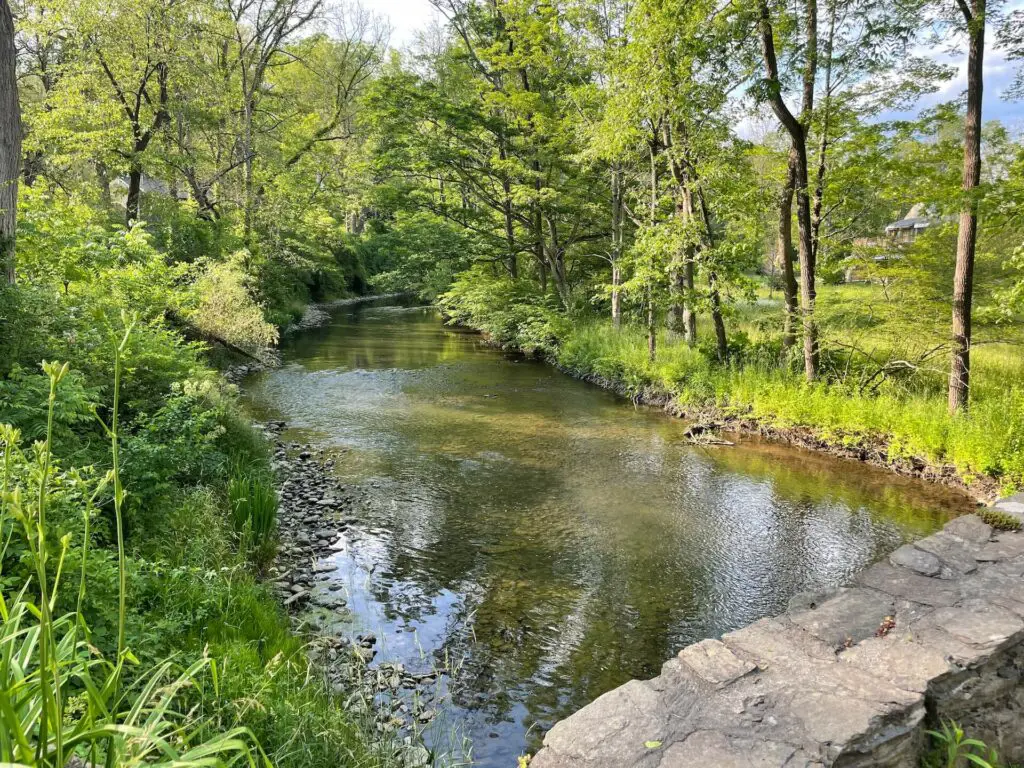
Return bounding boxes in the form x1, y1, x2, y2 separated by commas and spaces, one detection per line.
755, 0, 820, 380
948, 0, 986, 413
0, 0, 19, 284
223, 0, 322, 242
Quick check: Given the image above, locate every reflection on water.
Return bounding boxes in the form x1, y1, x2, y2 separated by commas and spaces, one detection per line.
243, 301, 972, 766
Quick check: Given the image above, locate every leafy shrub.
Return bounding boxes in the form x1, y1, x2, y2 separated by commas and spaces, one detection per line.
0, 364, 98, 456
121, 383, 230, 515
190, 255, 280, 356
440, 267, 560, 355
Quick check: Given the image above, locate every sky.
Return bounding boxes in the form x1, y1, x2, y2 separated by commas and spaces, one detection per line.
371, 0, 1024, 130
374, 0, 444, 46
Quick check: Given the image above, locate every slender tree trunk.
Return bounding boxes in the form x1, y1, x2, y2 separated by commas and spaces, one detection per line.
499, 138, 518, 279
611, 165, 623, 329
647, 290, 656, 362
667, 189, 697, 345
242, 94, 256, 245
125, 164, 143, 226
709, 272, 728, 362
0, 0, 20, 285
779, 155, 799, 351
677, 185, 697, 346
612, 264, 622, 328
647, 135, 660, 362
949, 0, 985, 414
810, 0, 836, 266
758, 0, 818, 380
795, 140, 819, 380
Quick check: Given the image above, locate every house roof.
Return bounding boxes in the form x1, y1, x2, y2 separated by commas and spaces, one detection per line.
885, 203, 932, 232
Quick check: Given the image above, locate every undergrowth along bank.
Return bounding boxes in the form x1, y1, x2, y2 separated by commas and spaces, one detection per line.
439, 272, 1023, 501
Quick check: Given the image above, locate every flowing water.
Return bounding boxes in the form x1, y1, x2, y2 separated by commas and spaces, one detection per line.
243, 300, 973, 766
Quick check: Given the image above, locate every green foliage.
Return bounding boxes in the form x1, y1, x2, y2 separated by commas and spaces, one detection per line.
190, 256, 280, 356
0, 359, 264, 768
978, 509, 1023, 532
120, 383, 231, 513
0, 365, 98, 454
440, 267, 561, 355
924, 722, 1002, 768
365, 211, 476, 300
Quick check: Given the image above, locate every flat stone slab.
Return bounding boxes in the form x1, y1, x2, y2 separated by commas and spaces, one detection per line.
943, 514, 994, 545
789, 588, 895, 648
530, 501, 1024, 768
890, 544, 941, 576
677, 639, 756, 688
914, 532, 979, 577
854, 562, 959, 606
659, 731, 811, 767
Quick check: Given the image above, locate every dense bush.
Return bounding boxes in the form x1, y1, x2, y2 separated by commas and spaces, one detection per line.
440, 266, 562, 354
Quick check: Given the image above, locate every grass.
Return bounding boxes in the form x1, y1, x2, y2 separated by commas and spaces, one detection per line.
555, 319, 1024, 492
228, 471, 279, 570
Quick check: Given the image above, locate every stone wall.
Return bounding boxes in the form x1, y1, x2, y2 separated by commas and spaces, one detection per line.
531, 493, 1024, 768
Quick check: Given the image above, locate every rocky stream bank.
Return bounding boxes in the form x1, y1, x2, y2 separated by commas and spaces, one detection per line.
253, 419, 445, 767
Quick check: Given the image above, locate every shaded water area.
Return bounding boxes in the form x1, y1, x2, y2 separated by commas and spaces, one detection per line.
243, 300, 974, 766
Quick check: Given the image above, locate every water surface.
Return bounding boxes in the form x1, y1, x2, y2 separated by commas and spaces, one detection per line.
243, 301, 972, 765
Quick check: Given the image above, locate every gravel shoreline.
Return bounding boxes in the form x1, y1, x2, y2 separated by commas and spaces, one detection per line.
253, 419, 443, 766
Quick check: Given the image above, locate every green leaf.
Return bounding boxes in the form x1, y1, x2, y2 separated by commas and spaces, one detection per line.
644, 741, 662, 749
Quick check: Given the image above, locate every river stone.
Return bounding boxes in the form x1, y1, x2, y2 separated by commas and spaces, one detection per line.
678, 639, 756, 688
890, 544, 942, 577
312, 592, 346, 608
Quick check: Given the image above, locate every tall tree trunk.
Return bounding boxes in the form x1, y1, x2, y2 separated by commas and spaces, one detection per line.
647, 289, 656, 362
125, 164, 143, 226
949, 0, 985, 414
758, 0, 819, 380
499, 137, 518, 278
1, 0, 21, 285
242, 91, 257, 245
612, 264, 622, 328
810, 0, 836, 267
611, 165, 623, 329
647, 135, 660, 362
709, 272, 728, 362
779, 155, 799, 351
679, 185, 697, 346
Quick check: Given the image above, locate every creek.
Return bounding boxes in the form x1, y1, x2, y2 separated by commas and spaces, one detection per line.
242, 299, 973, 766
